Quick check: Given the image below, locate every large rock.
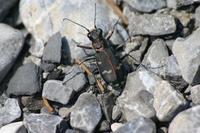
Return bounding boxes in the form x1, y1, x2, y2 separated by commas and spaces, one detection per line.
143, 39, 169, 75
70, 93, 102, 132
63, 65, 87, 92
114, 117, 156, 133
42, 80, 74, 105
7, 63, 42, 96
124, 0, 166, 12
169, 105, 200, 133
190, 85, 200, 104
24, 113, 67, 133
0, 122, 27, 133
195, 6, 200, 28
128, 13, 176, 36
42, 32, 62, 63
0, 0, 18, 21
117, 69, 162, 121
0, 98, 21, 128
167, 0, 200, 9
153, 81, 187, 121
19, 0, 125, 59
0, 24, 24, 83
172, 28, 200, 85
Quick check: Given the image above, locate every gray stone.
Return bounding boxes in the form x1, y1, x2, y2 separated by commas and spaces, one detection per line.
42, 80, 74, 105
195, 6, 200, 28
128, 13, 176, 36
98, 120, 110, 132
124, 0, 166, 12
168, 105, 200, 133
143, 39, 169, 75
42, 32, 62, 63
191, 85, 200, 104
117, 89, 156, 121
114, 117, 156, 133
111, 123, 123, 132
63, 65, 87, 92
58, 107, 72, 118
161, 55, 188, 91
0, 0, 18, 21
24, 113, 66, 133
117, 69, 163, 100
20, 0, 124, 60
70, 93, 102, 132
0, 24, 24, 83
7, 63, 42, 96
153, 81, 187, 121
162, 55, 182, 78
172, 28, 200, 85
167, 0, 200, 9
112, 105, 122, 121
170, 10, 192, 27
123, 37, 149, 67
165, 40, 174, 51
0, 122, 27, 133
0, 98, 21, 128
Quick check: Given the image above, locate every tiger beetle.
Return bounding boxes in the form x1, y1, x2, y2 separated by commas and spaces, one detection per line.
63, 4, 127, 92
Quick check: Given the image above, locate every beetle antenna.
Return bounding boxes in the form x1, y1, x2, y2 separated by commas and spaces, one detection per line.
63, 17, 90, 32
94, 3, 97, 29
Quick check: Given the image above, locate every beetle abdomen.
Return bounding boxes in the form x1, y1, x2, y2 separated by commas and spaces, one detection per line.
95, 48, 123, 84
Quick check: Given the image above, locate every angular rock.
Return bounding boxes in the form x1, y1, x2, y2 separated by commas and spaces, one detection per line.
0, 122, 27, 133
143, 39, 169, 75
172, 28, 200, 85
167, 0, 200, 9
124, 0, 166, 12
128, 13, 176, 36
24, 113, 67, 133
7, 63, 42, 96
42, 80, 74, 105
117, 89, 156, 121
114, 117, 156, 133
117, 69, 162, 100
0, 98, 21, 127
63, 65, 87, 92
42, 32, 62, 63
70, 93, 102, 132
123, 36, 149, 66
190, 85, 200, 104
162, 55, 182, 78
98, 120, 110, 132
161, 55, 188, 91
0, 0, 18, 21
112, 105, 122, 121
0, 24, 24, 83
111, 123, 123, 132
195, 6, 200, 28
58, 107, 72, 119
169, 105, 200, 133
153, 81, 187, 121
20, 0, 123, 60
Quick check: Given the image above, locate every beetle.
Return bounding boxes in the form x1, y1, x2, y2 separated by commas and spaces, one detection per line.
63, 5, 126, 90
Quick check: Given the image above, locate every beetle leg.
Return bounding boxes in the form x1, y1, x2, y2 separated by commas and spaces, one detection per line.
75, 59, 105, 93
106, 19, 119, 40
77, 44, 93, 50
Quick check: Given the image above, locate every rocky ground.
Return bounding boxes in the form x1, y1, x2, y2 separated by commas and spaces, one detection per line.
1, 0, 200, 133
